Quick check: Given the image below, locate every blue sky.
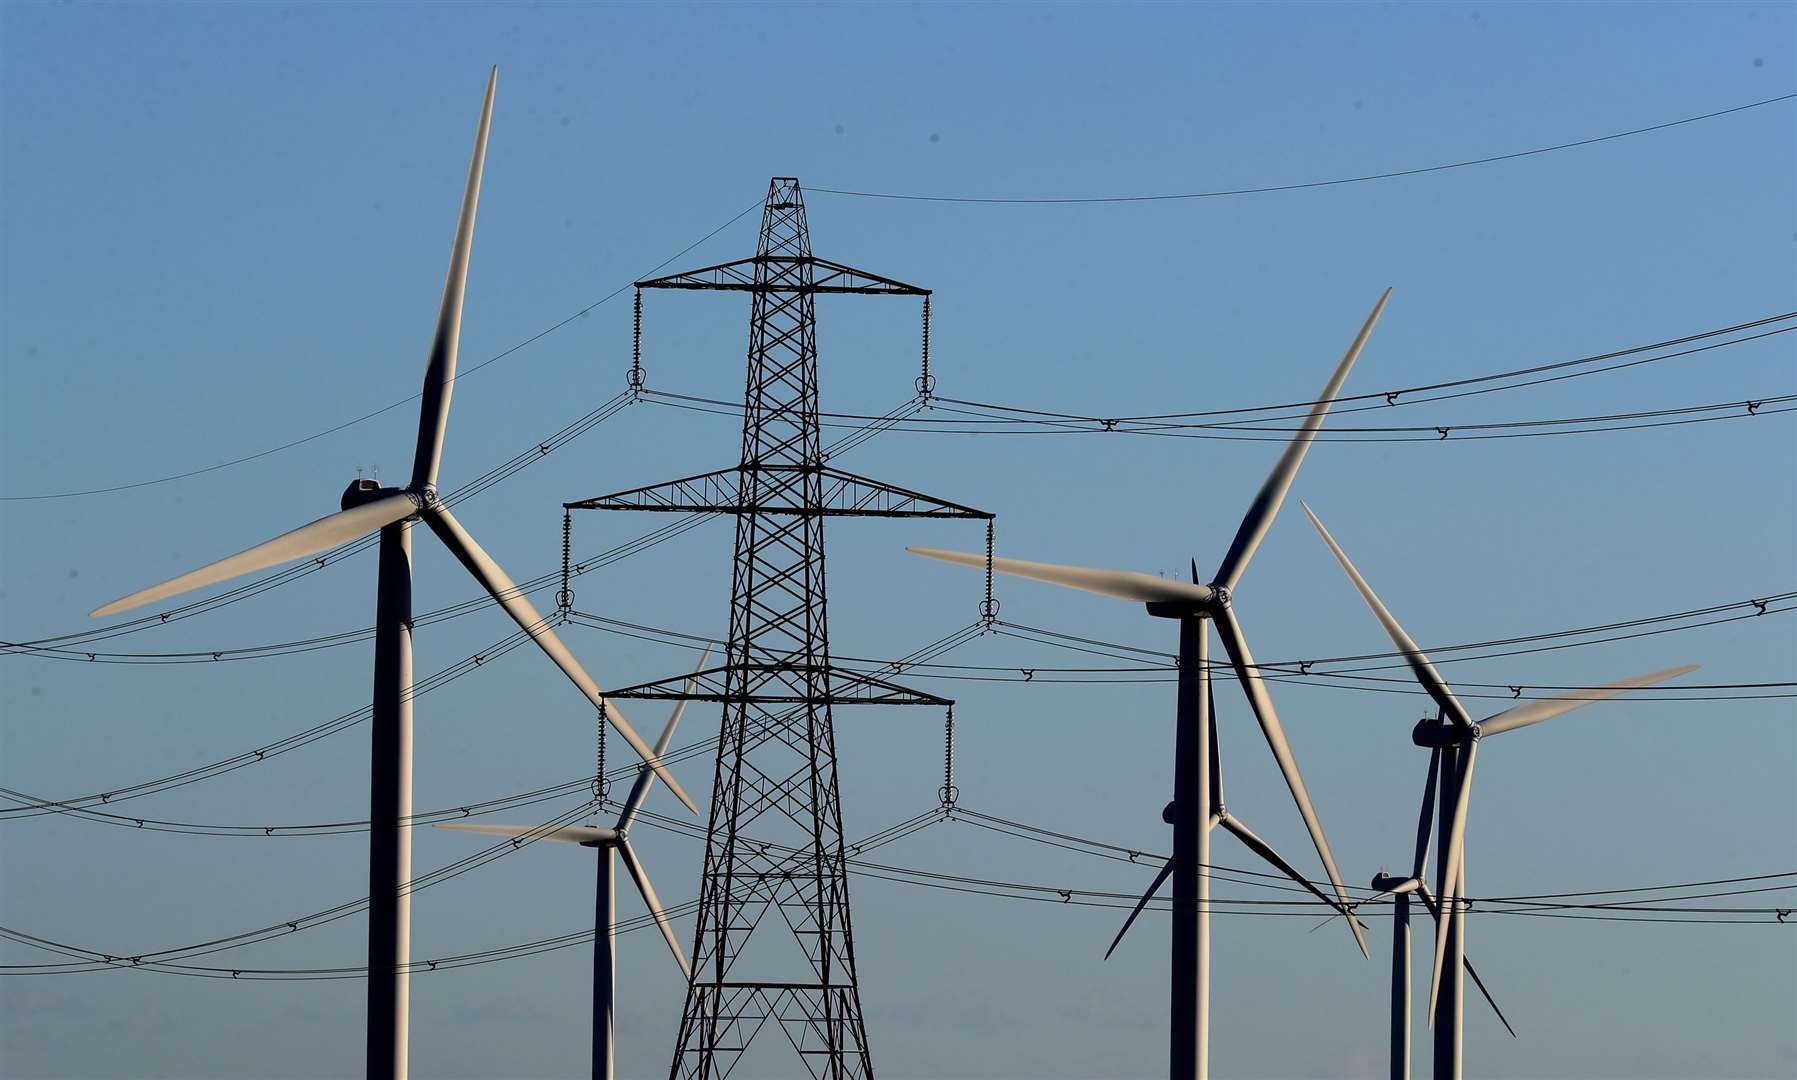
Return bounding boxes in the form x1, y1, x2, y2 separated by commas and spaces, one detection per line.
2, 3, 1793, 1078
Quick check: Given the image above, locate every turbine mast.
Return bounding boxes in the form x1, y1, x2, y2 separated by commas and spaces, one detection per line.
1170, 616, 1214, 1077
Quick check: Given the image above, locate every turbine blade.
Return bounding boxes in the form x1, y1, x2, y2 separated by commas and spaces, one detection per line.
907, 547, 1213, 607
1212, 289, 1389, 593
1301, 503, 1474, 729
1411, 746, 1441, 880
1463, 955, 1517, 1038
91, 492, 416, 617
432, 822, 617, 845
1104, 858, 1174, 960
618, 839, 691, 980
1414, 884, 1515, 1037
423, 504, 698, 814
1427, 740, 1478, 1018
1217, 812, 1367, 956
411, 67, 497, 493
617, 648, 710, 832
1479, 665, 1699, 737
1211, 606, 1368, 958
1207, 688, 1224, 813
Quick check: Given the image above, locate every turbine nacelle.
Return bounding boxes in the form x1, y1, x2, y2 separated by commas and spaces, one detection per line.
1411, 717, 1475, 748
1368, 873, 1422, 896
342, 479, 414, 512
1145, 584, 1228, 621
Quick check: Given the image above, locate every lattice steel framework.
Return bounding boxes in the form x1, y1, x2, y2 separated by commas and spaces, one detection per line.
568, 178, 988, 1079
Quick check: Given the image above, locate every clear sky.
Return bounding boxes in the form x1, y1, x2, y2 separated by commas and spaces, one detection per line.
2, 3, 1793, 1078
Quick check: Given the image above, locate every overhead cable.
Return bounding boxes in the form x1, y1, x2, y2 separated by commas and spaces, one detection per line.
2, 200, 765, 502
811, 93, 1797, 204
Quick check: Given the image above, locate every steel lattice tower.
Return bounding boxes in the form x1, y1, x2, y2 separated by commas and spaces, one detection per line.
568, 178, 988, 1078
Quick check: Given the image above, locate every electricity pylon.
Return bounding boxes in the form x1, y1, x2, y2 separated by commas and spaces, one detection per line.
567, 177, 988, 1078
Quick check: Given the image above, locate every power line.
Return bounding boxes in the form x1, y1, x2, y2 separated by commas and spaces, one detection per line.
1, 199, 764, 503
5, 588, 1778, 822
848, 866, 1791, 926
298, 589, 1797, 692
643, 310, 1795, 430
0, 800, 604, 975
811, 93, 1797, 205
1, 391, 638, 653
34, 575, 1789, 682
629, 307, 1797, 442
4, 309, 1782, 655
647, 387, 1797, 443
0, 626, 998, 971
2, 395, 924, 655
0, 619, 985, 821
940, 313, 1797, 423
0, 627, 541, 819
2, 586, 1779, 824
988, 593, 1797, 683
878, 599, 1797, 702
944, 807, 1797, 910
11, 807, 1785, 980
4, 404, 926, 708
0, 509, 715, 663
0, 807, 943, 979
0, 775, 599, 837
952, 384, 1797, 435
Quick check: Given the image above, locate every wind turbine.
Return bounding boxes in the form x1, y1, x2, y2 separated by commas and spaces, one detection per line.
909, 290, 1391, 1080
436, 651, 705, 1080
1354, 719, 1516, 1080
87, 69, 695, 1080
1302, 503, 1696, 1079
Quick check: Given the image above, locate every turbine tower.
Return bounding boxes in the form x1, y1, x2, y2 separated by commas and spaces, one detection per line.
86, 70, 691, 1080
908, 290, 1390, 1080
1303, 503, 1695, 1079
436, 652, 707, 1080
565, 177, 989, 1078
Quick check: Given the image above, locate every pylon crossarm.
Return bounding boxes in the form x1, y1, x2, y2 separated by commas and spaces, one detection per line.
814, 467, 990, 518
604, 662, 951, 708
569, 466, 990, 519
638, 255, 927, 296
808, 257, 928, 295
565, 467, 741, 512
636, 256, 760, 291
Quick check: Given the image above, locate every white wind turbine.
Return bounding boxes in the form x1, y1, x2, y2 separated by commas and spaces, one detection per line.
1302, 503, 1696, 1079
1354, 721, 1516, 1080
87, 69, 695, 1080
436, 651, 706, 1080
909, 290, 1391, 1080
